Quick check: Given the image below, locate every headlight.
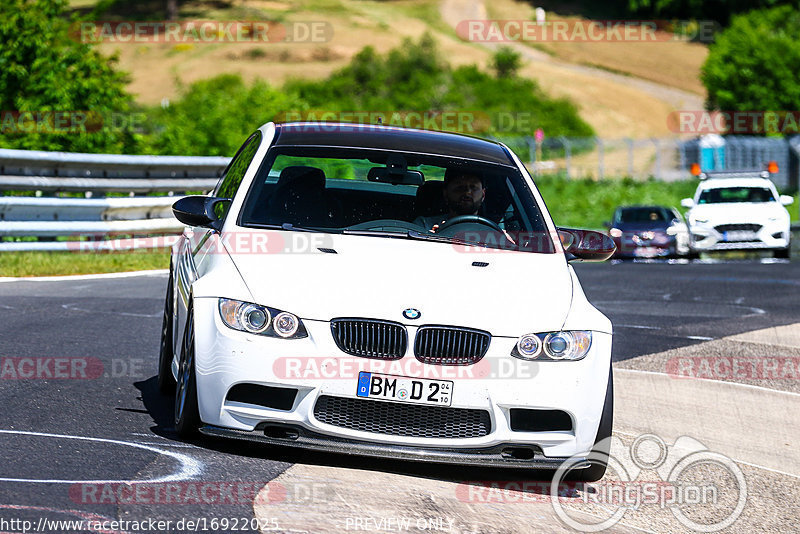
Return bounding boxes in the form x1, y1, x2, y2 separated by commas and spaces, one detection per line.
512, 331, 592, 361
273, 312, 300, 338
609, 228, 622, 238
218, 298, 307, 339
516, 334, 542, 359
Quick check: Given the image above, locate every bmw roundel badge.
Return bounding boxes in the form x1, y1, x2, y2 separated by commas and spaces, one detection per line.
403, 308, 421, 320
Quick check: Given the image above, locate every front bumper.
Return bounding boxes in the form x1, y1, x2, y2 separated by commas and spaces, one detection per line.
199, 424, 584, 469
689, 223, 790, 252
191, 297, 612, 462
612, 234, 677, 259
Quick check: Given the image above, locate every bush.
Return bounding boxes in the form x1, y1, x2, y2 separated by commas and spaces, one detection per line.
284, 34, 593, 139
144, 75, 306, 156
492, 47, 522, 79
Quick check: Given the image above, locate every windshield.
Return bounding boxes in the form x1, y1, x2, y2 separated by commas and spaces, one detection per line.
698, 186, 776, 204
239, 146, 555, 253
615, 207, 672, 223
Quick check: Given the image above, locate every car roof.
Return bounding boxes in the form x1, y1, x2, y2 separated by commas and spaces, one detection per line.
700, 178, 775, 189
616, 205, 674, 210
271, 122, 514, 166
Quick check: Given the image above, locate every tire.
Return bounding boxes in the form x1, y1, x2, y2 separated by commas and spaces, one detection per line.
570, 367, 614, 482
157, 269, 176, 394
175, 306, 201, 438
774, 247, 790, 259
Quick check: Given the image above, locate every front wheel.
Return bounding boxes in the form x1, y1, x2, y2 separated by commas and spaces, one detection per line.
774, 247, 790, 259
157, 270, 176, 394
175, 306, 201, 438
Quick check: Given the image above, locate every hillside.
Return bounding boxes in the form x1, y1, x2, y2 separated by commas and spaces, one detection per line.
72, 0, 708, 138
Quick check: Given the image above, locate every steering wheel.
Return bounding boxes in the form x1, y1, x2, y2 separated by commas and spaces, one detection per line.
436, 215, 502, 233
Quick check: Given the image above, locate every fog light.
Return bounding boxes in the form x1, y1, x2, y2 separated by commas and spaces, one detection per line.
273, 312, 299, 338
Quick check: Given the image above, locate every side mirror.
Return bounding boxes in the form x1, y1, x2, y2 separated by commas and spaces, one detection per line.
557, 228, 616, 262
780, 194, 794, 206
172, 196, 230, 230
680, 198, 694, 208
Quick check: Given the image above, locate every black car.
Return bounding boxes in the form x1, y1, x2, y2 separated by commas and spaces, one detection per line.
605, 205, 689, 259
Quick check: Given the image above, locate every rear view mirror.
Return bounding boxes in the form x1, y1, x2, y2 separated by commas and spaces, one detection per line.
557, 228, 616, 262
680, 198, 694, 208
367, 167, 424, 185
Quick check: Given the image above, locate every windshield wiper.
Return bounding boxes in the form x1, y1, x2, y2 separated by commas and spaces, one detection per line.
246, 222, 328, 233
405, 230, 476, 247
341, 229, 410, 237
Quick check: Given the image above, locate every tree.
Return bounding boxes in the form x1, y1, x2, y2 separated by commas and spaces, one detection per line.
702, 5, 800, 116
0, 0, 135, 153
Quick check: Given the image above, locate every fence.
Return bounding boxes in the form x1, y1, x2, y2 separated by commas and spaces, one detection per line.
497, 135, 800, 190
0, 148, 228, 252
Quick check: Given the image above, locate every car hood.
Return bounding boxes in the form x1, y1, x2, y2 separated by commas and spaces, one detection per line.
224, 230, 574, 337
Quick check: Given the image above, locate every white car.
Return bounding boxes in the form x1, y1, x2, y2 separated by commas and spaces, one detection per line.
681, 174, 793, 258
159, 122, 616, 480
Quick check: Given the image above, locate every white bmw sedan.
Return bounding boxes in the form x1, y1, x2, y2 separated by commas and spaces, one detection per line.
159, 122, 616, 480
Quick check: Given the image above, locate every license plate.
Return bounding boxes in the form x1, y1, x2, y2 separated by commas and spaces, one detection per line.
356, 372, 452, 406
723, 231, 756, 242
634, 247, 660, 257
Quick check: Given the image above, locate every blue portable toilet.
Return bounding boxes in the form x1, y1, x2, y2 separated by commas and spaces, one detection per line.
699, 134, 726, 171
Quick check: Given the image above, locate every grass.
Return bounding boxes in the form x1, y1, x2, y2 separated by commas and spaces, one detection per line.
537, 176, 702, 229
0, 250, 170, 277
536, 176, 799, 229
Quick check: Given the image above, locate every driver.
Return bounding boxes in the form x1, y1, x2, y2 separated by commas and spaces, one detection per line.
414, 169, 486, 232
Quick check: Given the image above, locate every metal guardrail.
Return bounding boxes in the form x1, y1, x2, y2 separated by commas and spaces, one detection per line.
0, 149, 230, 252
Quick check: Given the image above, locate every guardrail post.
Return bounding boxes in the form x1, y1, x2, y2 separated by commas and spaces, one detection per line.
596, 137, 604, 179
626, 138, 634, 177
560, 136, 571, 179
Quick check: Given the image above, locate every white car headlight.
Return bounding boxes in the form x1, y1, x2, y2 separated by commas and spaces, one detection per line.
218, 298, 307, 339
513, 331, 592, 361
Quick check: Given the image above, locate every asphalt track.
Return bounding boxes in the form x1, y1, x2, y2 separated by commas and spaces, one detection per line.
0, 259, 797, 533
